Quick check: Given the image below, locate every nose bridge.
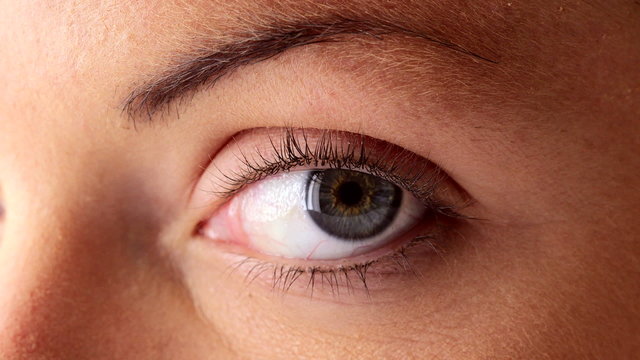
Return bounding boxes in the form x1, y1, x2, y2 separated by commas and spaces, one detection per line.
0, 97, 185, 356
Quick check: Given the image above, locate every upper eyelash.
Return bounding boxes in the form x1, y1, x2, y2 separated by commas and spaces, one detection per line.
212, 127, 460, 215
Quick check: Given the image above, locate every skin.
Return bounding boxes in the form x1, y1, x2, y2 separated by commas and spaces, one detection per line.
0, 0, 639, 359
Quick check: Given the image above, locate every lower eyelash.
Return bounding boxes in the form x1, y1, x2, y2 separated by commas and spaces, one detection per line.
226, 234, 441, 298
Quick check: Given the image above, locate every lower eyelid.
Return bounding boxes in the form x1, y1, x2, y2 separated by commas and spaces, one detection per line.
203, 230, 447, 300
193, 215, 459, 300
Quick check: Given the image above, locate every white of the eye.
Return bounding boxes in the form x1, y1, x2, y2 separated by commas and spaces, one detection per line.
231, 170, 426, 260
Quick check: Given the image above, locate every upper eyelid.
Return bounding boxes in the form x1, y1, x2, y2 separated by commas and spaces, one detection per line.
203, 128, 460, 214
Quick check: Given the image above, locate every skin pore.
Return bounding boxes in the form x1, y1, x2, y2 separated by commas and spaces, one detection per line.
0, 0, 639, 359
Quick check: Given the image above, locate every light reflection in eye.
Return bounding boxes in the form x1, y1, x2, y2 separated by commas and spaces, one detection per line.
201, 168, 425, 260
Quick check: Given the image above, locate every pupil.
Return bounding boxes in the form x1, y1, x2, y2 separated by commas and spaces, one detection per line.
336, 181, 363, 207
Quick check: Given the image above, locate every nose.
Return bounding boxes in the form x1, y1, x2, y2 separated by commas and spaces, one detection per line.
0, 170, 171, 359
0, 188, 119, 358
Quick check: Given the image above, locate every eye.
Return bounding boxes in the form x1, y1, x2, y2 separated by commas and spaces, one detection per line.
200, 168, 426, 261
192, 127, 466, 295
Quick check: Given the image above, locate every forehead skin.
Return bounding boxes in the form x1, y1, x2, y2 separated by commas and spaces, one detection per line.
0, 0, 639, 359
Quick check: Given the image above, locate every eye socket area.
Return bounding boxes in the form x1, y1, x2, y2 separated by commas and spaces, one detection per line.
199, 168, 427, 262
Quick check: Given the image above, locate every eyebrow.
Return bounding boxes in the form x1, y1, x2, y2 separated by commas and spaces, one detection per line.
122, 16, 498, 122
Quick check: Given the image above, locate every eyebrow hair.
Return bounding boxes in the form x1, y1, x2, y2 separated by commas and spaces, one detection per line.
122, 16, 498, 122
